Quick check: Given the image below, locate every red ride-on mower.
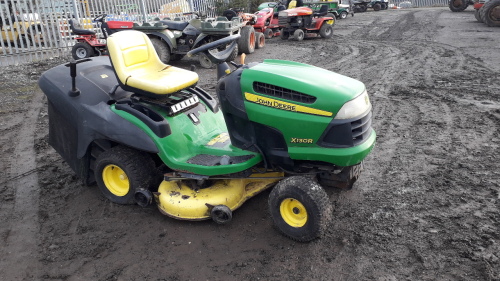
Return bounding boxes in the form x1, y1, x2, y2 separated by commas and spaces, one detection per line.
253, 1, 287, 39
278, 4, 334, 41
69, 14, 133, 60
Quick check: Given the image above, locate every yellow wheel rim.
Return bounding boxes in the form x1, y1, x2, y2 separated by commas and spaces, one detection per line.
102, 164, 129, 196
280, 198, 308, 227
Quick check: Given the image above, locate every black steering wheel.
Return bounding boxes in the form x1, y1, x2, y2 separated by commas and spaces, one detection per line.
93, 13, 107, 22
187, 34, 240, 64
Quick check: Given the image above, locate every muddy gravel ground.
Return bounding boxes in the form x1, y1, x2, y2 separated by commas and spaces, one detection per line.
1, 7, 499, 281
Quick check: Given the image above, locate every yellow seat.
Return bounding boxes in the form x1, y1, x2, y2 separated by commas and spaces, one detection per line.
107, 30, 199, 97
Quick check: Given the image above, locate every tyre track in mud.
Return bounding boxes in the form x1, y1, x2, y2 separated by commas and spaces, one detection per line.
274, 8, 500, 280
1, 8, 498, 281
0, 90, 43, 279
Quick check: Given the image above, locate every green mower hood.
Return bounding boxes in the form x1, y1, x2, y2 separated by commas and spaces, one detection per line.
241, 60, 366, 116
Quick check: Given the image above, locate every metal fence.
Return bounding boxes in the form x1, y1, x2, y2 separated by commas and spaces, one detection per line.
0, 0, 220, 66
1, 0, 450, 66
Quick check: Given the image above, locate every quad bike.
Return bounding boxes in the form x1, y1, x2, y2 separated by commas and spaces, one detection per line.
38, 30, 376, 242
254, 1, 287, 39
449, 0, 475, 11
278, 4, 335, 41
152, 11, 248, 67
69, 14, 134, 60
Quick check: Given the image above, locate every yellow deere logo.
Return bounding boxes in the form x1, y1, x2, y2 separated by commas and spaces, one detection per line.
245, 93, 332, 117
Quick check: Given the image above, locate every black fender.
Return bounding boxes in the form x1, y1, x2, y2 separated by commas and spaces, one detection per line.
77, 102, 159, 159
192, 33, 210, 49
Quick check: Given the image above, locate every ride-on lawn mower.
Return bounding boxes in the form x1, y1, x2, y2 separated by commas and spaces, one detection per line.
278, 4, 335, 40
70, 14, 134, 60
38, 30, 375, 242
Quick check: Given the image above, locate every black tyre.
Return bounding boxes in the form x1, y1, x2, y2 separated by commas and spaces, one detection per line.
319, 23, 334, 39
72, 42, 94, 60
150, 37, 171, 64
95, 146, 156, 205
317, 162, 364, 190
255, 32, 265, 49
269, 176, 332, 242
381, 3, 388, 9
482, 0, 500, 27
359, 4, 367, 12
293, 29, 305, 41
198, 52, 214, 68
170, 54, 185, 61
264, 28, 274, 39
280, 29, 290, 40
340, 11, 348, 19
475, 8, 483, 22
211, 205, 233, 224
226, 43, 238, 62
373, 3, 382, 11
238, 25, 256, 54
449, 0, 468, 12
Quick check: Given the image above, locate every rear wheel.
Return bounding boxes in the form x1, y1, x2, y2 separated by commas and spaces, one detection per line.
340, 11, 348, 19
373, 3, 382, 11
150, 37, 171, 64
293, 29, 304, 41
482, 0, 500, 27
255, 32, 265, 49
238, 25, 256, 54
269, 176, 332, 242
319, 23, 333, 38
449, 0, 469, 12
72, 42, 94, 60
95, 146, 156, 205
381, 3, 388, 9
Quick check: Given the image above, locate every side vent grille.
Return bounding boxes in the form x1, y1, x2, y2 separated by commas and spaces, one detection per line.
253, 82, 316, 104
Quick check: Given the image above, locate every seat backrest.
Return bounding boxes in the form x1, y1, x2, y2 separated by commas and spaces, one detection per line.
314, 4, 329, 16
107, 30, 163, 88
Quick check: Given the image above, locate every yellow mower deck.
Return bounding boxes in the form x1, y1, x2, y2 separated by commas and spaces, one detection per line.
154, 172, 283, 220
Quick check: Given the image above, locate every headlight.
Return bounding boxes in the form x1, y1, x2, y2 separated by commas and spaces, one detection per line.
334, 90, 371, 120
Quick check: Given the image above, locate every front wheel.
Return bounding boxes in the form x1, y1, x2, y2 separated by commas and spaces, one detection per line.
293, 29, 304, 41
72, 42, 94, 60
95, 146, 156, 205
264, 28, 274, 39
268, 176, 332, 242
319, 23, 334, 39
340, 11, 348, 19
150, 37, 171, 64
373, 3, 382, 11
475, 8, 483, 22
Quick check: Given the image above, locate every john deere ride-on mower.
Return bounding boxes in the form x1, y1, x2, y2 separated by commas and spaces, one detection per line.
38, 30, 375, 242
